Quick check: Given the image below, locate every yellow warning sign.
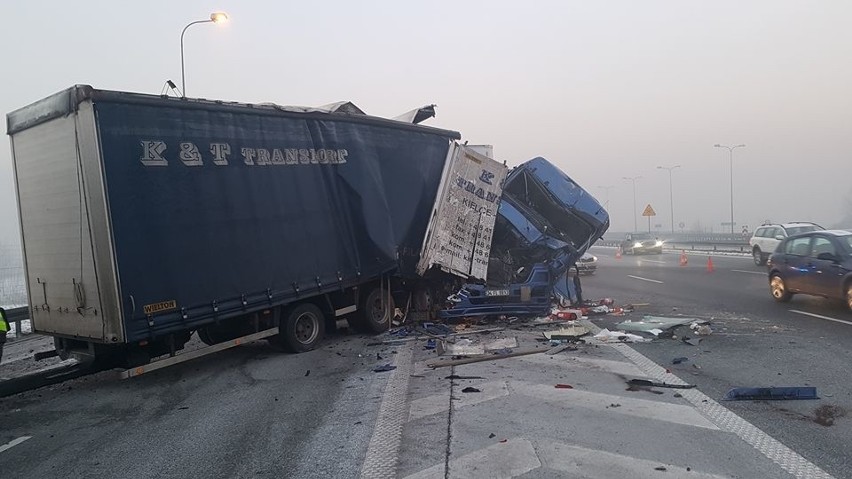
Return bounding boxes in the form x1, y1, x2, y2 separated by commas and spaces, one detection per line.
641, 204, 656, 217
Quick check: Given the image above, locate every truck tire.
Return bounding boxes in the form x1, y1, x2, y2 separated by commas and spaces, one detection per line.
273, 303, 325, 353
353, 286, 395, 333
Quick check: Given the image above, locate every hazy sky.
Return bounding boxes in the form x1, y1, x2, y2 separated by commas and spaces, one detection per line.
2, 0, 851, 246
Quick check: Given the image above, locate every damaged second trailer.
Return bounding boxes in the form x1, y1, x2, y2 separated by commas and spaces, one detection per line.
7, 85, 608, 369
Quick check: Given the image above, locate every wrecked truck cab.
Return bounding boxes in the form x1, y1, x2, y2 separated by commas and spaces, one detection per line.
440, 157, 609, 318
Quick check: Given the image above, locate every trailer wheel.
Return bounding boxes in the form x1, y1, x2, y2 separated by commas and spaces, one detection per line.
274, 303, 326, 353
353, 286, 395, 333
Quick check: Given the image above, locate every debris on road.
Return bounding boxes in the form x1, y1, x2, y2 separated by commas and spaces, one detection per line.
461, 386, 481, 393
542, 325, 589, 341
813, 405, 847, 426
546, 343, 577, 355
617, 316, 695, 334
426, 348, 545, 369
628, 379, 696, 389
555, 384, 574, 389
437, 337, 519, 356
654, 466, 668, 471
681, 337, 702, 346
592, 329, 650, 343
489, 433, 496, 438
723, 386, 818, 401
672, 357, 689, 365
690, 320, 713, 335
373, 364, 397, 373
445, 375, 485, 380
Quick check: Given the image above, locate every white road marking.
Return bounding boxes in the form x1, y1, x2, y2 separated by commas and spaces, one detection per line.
732, 269, 766, 275
627, 275, 664, 284
639, 259, 666, 264
408, 381, 509, 421
790, 309, 852, 326
517, 353, 649, 378
403, 437, 541, 479
0, 436, 32, 453
601, 336, 835, 478
539, 442, 730, 479
511, 381, 719, 430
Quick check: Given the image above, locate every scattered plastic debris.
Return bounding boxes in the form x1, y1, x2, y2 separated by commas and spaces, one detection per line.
593, 329, 650, 343
617, 316, 695, 333
543, 325, 589, 340
425, 339, 436, 350
723, 387, 818, 401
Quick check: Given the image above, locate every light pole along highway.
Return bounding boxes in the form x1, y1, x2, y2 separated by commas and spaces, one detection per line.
656, 165, 681, 234
714, 144, 746, 234
622, 176, 642, 233
180, 12, 229, 98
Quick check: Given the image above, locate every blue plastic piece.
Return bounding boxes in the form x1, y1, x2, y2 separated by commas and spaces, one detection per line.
723, 387, 819, 401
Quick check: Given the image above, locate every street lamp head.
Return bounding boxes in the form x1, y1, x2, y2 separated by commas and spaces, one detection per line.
210, 12, 229, 23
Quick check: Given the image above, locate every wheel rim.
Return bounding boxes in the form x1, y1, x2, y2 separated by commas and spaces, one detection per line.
294, 312, 319, 344
846, 286, 852, 310
770, 276, 786, 299
369, 296, 386, 324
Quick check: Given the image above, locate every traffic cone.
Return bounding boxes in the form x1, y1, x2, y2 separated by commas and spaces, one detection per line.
679, 250, 688, 266
615, 247, 622, 259
706, 256, 714, 272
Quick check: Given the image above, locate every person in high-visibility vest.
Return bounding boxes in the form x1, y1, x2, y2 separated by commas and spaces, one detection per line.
0, 307, 9, 363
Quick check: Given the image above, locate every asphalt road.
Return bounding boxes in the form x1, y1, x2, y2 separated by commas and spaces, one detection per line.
582, 246, 852, 478
0, 332, 393, 479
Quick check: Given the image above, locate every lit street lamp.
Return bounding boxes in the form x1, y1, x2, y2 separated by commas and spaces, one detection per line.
714, 144, 746, 234
656, 165, 681, 233
622, 176, 642, 232
180, 12, 229, 98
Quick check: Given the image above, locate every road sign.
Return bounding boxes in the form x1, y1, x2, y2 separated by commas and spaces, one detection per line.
642, 204, 656, 217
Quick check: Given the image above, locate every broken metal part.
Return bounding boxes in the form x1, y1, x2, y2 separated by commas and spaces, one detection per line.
723, 387, 818, 401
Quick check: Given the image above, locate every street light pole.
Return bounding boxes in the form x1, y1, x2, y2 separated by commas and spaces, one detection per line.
714, 144, 746, 234
622, 176, 641, 232
597, 185, 614, 209
656, 165, 681, 234
180, 12, 229, 98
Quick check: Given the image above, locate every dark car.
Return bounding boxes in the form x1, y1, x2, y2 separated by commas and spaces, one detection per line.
767, 230, 852, 310
620, 233, 663, 255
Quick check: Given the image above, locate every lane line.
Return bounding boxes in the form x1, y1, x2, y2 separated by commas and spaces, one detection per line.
639, 259, 666, 264
0, 436, 32, 453
512, 381, 720, 430
627, 275, 663, 284
789, 309, 852, 326
732, 270, 766, 275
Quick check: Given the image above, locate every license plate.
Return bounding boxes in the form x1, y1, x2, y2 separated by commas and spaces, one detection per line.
485, 289, 510, 297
